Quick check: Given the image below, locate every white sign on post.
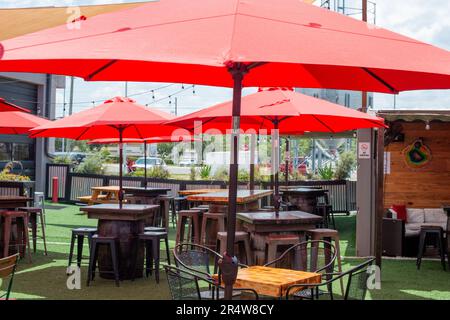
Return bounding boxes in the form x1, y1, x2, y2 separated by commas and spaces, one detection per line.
384, 152, 391, 175
358, 142, 371, 159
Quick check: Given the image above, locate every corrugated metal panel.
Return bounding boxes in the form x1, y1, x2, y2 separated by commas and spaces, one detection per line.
70, 176, 104, 202
47, 165, 68, 199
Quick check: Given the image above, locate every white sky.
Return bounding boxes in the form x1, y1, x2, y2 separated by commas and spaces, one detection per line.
1, 0, 449, 116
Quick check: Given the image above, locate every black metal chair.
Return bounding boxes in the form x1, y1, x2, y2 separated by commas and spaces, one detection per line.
0, 253, 19, 300
164, 265, 258, 300
265, 240, 337, 300
264, 240, 337, 274
173, 243, 223, 279
173, 243, 251, 299
285, 257, 376, 300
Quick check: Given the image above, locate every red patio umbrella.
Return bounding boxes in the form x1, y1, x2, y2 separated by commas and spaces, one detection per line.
30, 96, 178, 207
0, 111, 51, 134
168, 88, 386, 214
0, 97, 31, 113
1, 0, 449, 91
2, 0, 450, 298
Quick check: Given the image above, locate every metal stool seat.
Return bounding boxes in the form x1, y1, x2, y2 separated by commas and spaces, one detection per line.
0, 210, 32, 262
87, 235, 120, 287
216, 231, 252, 265
306, 228, 344, 295
18, 207, 48, 255
135, 231, 171, 283
417, 225, 447, 271
68, 227, 97, 269
176, 210, 202, 245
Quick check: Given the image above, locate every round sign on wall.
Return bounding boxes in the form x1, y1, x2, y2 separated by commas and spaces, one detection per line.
403, 139, 432, 169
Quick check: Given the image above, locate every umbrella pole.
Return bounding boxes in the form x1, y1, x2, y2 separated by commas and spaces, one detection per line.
223, 64, 245, 301
119, 128, 124, 209
144, 141, 147, 189
249, 133, 256, 190
273, 120, 280, 217
285, 137, 290, 188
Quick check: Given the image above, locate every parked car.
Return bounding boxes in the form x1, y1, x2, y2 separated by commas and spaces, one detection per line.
131, 157, 165, 171
179, 158, 196, 166
53, 152, 88, 165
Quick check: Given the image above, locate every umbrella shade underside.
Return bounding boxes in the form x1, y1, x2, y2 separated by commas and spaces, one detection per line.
168, 89, 386, 134
29, 97, 179, 140
1, 0, 449, 92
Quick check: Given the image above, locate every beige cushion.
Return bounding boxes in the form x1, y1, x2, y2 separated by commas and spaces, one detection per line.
407, 209, 425, 224
424, 208, 447, 224
405, 223, 423, 231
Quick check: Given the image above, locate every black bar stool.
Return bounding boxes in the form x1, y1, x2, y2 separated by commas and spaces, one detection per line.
135, 231, 171, 283
87, 235, 120, 287
68, 227, 97, 269
417, 225, 446, 271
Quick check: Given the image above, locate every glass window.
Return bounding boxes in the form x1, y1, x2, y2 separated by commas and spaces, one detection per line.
0, 142, 11, 161
12, 143, 33, 161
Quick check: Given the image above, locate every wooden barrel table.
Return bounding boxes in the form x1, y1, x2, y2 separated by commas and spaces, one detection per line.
237, 211, 323, 265
186, 190, 273, 247
281, 188, 327, 213
80, 204, 159, 280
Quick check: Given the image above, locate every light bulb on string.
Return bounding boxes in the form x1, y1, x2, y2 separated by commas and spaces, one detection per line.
182, 84, 185, 89
169, 96, 172, 105
152, 90, 155, 100
192, 85, 196, 95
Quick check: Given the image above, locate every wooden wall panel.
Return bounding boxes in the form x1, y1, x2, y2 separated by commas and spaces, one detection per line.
384, 122, 450, 209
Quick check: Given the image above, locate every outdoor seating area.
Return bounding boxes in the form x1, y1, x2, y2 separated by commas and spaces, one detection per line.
0, 202, 449, 300
0, 0, 450, 304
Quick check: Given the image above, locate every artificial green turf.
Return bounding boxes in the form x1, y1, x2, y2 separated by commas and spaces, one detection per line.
1, 204, 449, 300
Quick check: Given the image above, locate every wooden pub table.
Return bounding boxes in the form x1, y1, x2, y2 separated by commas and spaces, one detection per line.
178, 188, 223, 196
80, 203, 159, 280
237, 211, 323, 265
0, 196, 32, 209
123, 186, 171, 198
215, 266, 321, 298
187, 189, 273, 213
281, 188, 327, 213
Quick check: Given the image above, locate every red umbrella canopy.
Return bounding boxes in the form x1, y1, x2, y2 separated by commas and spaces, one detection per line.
0, 111, 51, 134
167, 89, 386, 134
0, 97, 31, 113
87, 135, 196, 145
1, 0, 450, 92
30, 97, 178, 140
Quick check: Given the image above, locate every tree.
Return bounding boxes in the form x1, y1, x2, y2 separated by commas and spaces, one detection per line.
157, 143, 174, 162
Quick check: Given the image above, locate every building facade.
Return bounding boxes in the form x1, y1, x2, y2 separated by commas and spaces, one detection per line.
0, 73, 61, 192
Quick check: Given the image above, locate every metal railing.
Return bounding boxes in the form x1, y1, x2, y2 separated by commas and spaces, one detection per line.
44, 163, 356, 214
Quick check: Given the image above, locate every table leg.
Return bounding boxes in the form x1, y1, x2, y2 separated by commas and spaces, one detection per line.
29, 212, 37, 253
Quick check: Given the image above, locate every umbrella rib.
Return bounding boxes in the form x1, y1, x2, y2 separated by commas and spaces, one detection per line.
86, 60, 118, 81
366, 119, 388, 129
133, 124, 144, 140
29, 129, 44, 138
312, 115, 336, 134
75, 127, 91, 140
362, 68, 399, 94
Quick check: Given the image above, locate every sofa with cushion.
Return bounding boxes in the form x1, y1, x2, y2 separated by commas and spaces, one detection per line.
404, 208, 448, 238
382, 207, 449, 257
